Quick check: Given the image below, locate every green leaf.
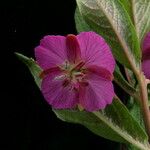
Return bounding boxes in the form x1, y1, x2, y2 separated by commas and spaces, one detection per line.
114, 65, 137, 98
124, 0, 150, 41
119, 0, 132, 17
16, 53, 150, 149
76, 0, 141, 69
75, 7, 91, 32
118, 0, 150, 44
54, 97, 149, 150
127, 144, 141, 150
129, 98, 145, 129
15, 52, 42, 88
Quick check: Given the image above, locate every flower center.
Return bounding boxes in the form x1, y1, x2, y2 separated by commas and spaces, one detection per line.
58, 61, 87, 88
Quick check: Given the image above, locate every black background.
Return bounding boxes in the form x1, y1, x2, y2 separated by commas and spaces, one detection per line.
2, 0, 119, 149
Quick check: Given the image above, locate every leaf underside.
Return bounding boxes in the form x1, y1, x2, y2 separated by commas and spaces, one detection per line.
120, 0, 150, 41
76, 0, 141, 70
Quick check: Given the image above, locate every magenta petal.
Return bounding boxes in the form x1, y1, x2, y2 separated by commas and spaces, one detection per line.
142, 59, 150, 79
66, 34, 81, 63
142, 32, 150, 79
77, 32, 115, 73
40, 35, 67, 60
142, 32, 150, 53
35, 35, 67, 69
87, 65, 113, 81
79, 73, 114, 112
40, 67, 61, 79
41, 72, 78, 109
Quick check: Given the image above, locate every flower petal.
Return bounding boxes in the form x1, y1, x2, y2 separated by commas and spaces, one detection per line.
87, 65, 113, 81
77, 32, 115, 73
66, 34, 81, 63
39, 67, 61, 79
142, 32, 150, 53
142, 59, 150, 79
41, 71, 78, 109
35, 35, 67, 69
79, 72, 114, 112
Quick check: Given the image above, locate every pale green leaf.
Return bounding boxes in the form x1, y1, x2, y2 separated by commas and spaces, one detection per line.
119, 0, 150, 41
119, 0, 132, 17
15, 52, 42, 87
75, 7, 91, 32
129, 99, 145, 129
135, 0, 150, 40
76, 0, 141, 69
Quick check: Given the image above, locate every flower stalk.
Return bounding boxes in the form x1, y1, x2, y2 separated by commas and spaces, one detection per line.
136, 72, 150, 140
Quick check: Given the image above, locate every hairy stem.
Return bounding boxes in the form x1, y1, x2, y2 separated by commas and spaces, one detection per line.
136, 72, 150, 140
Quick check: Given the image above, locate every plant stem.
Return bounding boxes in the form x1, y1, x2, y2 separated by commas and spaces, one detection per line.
136, 72, 150, 140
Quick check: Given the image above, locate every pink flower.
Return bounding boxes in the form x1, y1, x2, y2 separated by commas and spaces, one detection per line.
142, 32, 150, 79
35, 32, 115, 111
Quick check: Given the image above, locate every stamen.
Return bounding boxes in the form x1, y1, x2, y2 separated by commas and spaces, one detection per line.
39, 67, 60, 79
71, 61, 85, 72
54, 75, 66, 80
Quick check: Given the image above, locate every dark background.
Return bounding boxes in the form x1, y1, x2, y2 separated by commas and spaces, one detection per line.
2, 0, 119, 149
